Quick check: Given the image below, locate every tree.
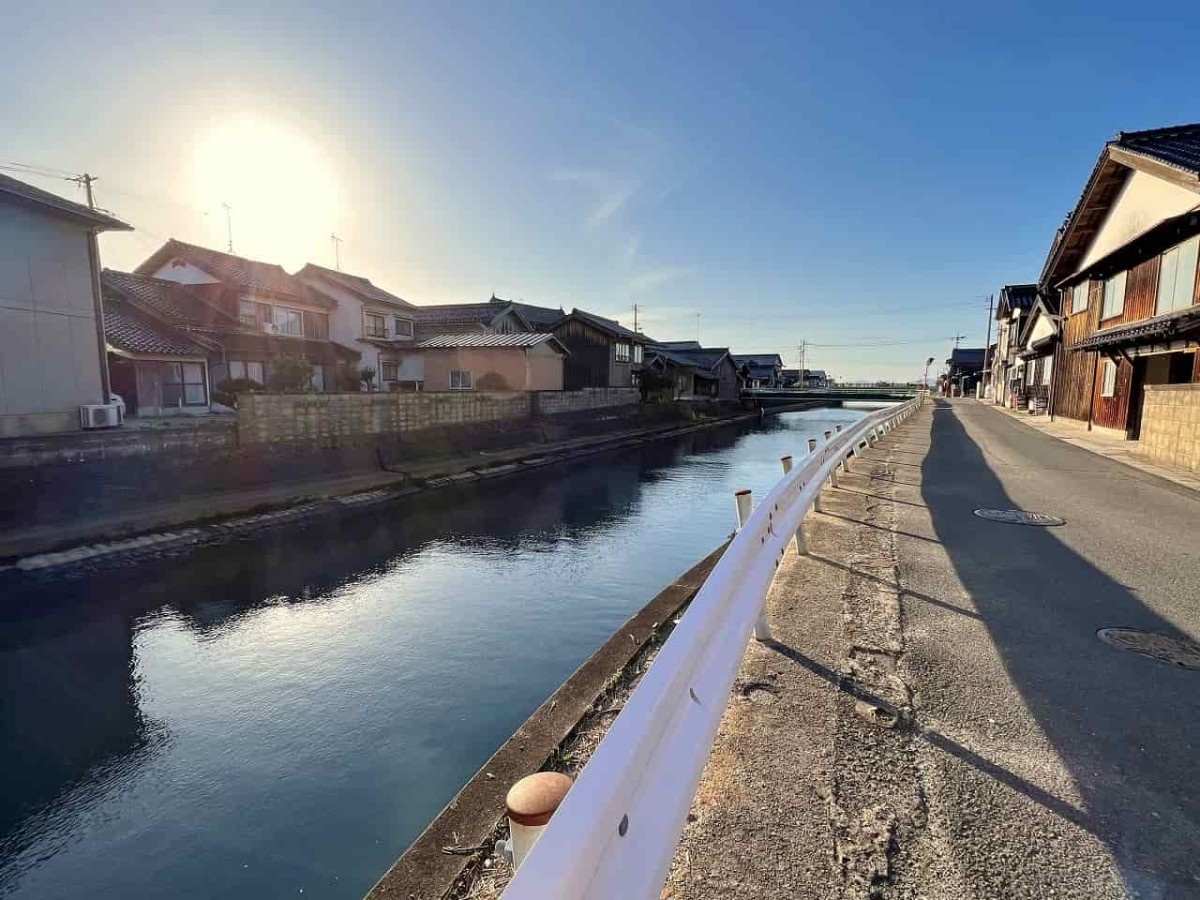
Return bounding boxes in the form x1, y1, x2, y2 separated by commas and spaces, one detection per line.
359, 366, 377, 391
267, 358, 315, 392
475, 371, 509, 391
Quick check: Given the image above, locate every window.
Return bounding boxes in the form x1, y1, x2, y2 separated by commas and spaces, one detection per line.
364, 312, 387, 338
162, 362, 207, 406
1100, 359, 1117, 398
240, 300, 270, 328
1101, 271, 1126, 320
450, 370, 473, 390
632, 343, 644, 365
394, 316, 414, 338
303, 311, 329, 340
380, 361, 398, 382
274, 307, 303, 336
1072, 280, 1089, 314
230, 360, 265, 384
1041, 355, 1053, 386
1156, 235, 1200, 316
615, 342, 631, 363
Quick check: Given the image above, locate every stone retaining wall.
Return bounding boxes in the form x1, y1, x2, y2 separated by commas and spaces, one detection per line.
1139, 383, 1200, 473
237, 388, 641, 446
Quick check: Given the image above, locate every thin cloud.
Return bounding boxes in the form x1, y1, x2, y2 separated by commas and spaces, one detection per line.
627, 265, 695, 292
551, 168, 638, 227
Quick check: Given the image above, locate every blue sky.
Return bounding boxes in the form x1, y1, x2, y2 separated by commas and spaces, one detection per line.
4, 1, 1198, 381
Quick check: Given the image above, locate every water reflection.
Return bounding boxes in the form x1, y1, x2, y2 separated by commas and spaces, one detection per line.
0, 407, 868, 900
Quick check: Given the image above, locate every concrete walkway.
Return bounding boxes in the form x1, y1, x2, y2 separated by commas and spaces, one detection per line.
667, 399, 1200, 899
988, 401, 1200, 494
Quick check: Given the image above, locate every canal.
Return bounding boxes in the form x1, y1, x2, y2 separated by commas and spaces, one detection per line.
0, 405, 874, 900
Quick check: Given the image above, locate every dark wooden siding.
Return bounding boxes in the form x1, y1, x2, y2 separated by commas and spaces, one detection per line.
1091, 356, 1133, 431
1055, 282, 1101, 422
1120, 256, 1160, 325
554, 318, 614, 389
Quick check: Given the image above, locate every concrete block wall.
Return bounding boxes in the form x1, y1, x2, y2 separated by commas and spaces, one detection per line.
1139, 384, 1200, 473
534, 387, 640, 417
237, 391, 533, 446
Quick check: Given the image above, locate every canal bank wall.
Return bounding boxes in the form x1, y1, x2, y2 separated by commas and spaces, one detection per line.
364, 544, 729, 900
1, 400, 831, 565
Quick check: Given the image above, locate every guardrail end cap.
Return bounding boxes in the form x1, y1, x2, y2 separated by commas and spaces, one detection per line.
507, 772, 574, 826
734, 488, 752, 497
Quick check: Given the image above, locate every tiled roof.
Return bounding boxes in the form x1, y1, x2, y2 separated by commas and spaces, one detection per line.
998, 284, 1039, 316
414, 302, 523, 326
298, 263, 415, 310
948, 348, 986, 366
1114, 124, 1200, 176
732, 354, 783, 367
1070, 306, 1200, 351
656, 340, 701, 350
0, 173, 131, 231
135, 239, 326, 305
417, 332, 566, 351
103, 299, 208, 357
102, 270, 241, 332
661, 347, 732, 372
561, 308, 644, 341
507, 298, 567, 329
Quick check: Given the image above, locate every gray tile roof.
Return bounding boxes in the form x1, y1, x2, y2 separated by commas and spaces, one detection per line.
732, 353, 783, 367
136, 239, 328, 305
0, 173, 131, 231
414, 302, 522, 326
561, 308, 644, 342
298, 264, 415, 310
508, 298, 567, 329
1115, 124, 1200, 175
999, 283, 1039, 316
650, 346, 732, 372
417, 332, 566, 351
102, 270, 241, 332
103, 299, 208, 357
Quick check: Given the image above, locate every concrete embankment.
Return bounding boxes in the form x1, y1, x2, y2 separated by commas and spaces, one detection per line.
364, 545, 728, 900
1, 401, 827, 570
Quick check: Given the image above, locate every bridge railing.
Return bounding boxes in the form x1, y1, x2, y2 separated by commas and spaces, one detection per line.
501, 395, 924, 899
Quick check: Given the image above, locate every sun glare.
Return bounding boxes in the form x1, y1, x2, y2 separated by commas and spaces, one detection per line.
193, 117, 338, 267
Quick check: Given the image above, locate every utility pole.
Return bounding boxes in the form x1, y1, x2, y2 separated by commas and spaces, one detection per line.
797, 339, 808, 376
633, 302, 639, 333
72, 173, 98, 209
695, 313, 702, 344
331, 233, 343, 271
953, 332, 966, 349
981, 293, 995, 400
222, 203, 234, 253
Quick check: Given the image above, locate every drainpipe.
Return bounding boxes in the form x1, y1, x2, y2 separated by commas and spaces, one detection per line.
87, 231, 111, 403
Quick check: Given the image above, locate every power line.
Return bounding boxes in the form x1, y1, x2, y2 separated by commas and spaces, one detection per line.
0, 160, 78, 180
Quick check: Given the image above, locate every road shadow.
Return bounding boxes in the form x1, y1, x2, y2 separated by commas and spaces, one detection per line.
919, 399, 1200, 894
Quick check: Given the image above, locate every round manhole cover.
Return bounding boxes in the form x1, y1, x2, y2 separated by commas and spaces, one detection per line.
972, 508, 1065, 526
1097, 628, 1200, 670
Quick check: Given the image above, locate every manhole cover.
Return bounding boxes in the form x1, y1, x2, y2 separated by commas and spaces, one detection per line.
972, 508, 1065, 526
1097, 628, 1200, 670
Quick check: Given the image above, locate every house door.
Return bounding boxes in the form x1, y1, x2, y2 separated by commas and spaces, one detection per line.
1126, 357, 1147, 440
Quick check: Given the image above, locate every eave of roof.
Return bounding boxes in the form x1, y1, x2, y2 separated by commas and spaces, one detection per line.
416, 332, 568, 353
0, 173, 131, 231
1069, 305, 1200, 351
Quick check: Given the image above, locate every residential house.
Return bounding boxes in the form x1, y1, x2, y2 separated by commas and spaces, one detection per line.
944, 347, 986, 396
733, 354, 783, 388
802, 369, 829, 389
412, 299, 534, 339
0, 173, 131, 436
645, 344, 741, 402
134, 239, 359, 390
497, 295, 567, 332
989, 283, 1039, 406
779, 368, 800, 387
297, 264, 419, 390
1040, 124, 1200, 439
410, 332, 567, 391
102, 288, 212, 416
1010, 294, 1062, 414
551, 309, 647, 389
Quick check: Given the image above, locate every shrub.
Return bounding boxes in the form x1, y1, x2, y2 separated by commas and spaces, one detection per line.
359, 366, 377, 390
267, 358, 315, 393
213, 377, 264, 409
475, 372, 509, 391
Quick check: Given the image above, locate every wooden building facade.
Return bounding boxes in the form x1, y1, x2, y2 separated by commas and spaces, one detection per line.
1041, 125, 1200, 438
552, 310, 646, 390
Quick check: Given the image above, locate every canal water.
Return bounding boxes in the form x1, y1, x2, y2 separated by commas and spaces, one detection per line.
0, 405, 875, 900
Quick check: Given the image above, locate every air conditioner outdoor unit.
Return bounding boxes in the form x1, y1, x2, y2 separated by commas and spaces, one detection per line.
80, 403, 121, 429
262, 322, 279, 335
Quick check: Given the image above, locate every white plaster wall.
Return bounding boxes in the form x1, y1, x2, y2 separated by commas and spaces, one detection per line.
1078, 169, 1200, 272
0, 202, 105, 435
150, 259, 220, 284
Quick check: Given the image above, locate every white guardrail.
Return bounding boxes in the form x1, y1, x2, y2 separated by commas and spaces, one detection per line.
501, 395, 924, 899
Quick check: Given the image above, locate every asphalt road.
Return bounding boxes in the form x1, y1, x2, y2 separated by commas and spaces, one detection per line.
893, 399, 1200, 898
670, 398, 1200, 900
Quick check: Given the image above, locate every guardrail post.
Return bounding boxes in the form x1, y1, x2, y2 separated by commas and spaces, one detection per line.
824, 431, 839, 486
781, 456, 806, 555
734, 489, 773, 641
503, 772, 574, 869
